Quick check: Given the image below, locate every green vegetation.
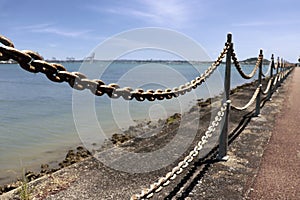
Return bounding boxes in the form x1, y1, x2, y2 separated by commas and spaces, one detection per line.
19, 169, 32, 200
166, 113, 181, 125
241, 57, 270, 65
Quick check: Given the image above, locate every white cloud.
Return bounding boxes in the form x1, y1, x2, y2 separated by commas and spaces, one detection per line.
16, 23, 92, 38
16, 23, 53, 30
232, 19, 300, 27
138, 0, 190, 26
90, 0, 198, 28
33, 27, 91, 37
232, 22, 267, 27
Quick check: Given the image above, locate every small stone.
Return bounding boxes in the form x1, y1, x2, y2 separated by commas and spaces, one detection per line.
40, 163, 50, 174
76, 146, 84, 151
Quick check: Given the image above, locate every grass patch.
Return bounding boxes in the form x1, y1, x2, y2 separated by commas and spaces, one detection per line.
19, 169, 32, 200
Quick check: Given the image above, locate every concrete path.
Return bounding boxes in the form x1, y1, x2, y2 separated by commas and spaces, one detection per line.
248, 68, 300, 199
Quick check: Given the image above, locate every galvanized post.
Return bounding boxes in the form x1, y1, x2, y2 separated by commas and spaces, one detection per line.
268, 54, 274, 100
218, 33, 232, 160
255, 49, 263, 116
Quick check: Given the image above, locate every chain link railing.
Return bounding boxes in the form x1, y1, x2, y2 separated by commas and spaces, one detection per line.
261, 77, 274, 95
231, 86, 261, 111
0, 35, 231, 102
262, 60, 272, 77
130, 101, 229, 200
0, 33, 295, 199
231, 48, 263, 79
130, 33, 294, 199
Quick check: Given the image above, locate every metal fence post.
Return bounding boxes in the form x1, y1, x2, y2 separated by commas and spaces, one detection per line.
255, 49, 263, 116
282, 59, 286, 81
281, 58, 284, 83
268, 54, 274, 100
275, 57, 280, 90
218, 33, 232, 160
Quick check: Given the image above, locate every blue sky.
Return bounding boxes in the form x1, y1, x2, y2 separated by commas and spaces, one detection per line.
1, 0, 299, 62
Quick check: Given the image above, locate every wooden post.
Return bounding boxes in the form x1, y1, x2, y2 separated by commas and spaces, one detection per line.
255, 49, 263, 116
218, 33, 232, 160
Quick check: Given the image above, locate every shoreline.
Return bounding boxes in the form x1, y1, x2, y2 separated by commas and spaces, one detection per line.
0, 59, 269, 65
0, 79, 269, 197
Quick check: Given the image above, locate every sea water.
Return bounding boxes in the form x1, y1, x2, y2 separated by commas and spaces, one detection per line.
0, 61, 268, 184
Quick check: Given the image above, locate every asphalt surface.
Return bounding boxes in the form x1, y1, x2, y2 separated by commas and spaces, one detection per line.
248, 67, 300, 199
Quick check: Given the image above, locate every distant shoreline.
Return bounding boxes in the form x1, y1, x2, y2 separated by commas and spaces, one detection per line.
0, 59, 269, 65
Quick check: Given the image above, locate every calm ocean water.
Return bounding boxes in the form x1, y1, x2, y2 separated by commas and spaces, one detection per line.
0, 61, 267, 184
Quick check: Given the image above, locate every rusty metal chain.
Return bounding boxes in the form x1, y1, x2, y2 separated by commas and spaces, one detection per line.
272, 75, 279, 86
281, 68, 291, 81
262, 60, 272, 77
231, 66, 293, 110
231, 48, 263, 79
0, 34, 230, 101
277, 71, 283, 83
261, 77, 274, 95
130, 101, 229, 200
0, 35, 14, 47
231, 86, 260, 111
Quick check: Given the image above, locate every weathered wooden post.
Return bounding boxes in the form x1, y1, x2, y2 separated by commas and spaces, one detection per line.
218, 33, 232, 160
255, 49, 263, 116
268, 54, 274, 100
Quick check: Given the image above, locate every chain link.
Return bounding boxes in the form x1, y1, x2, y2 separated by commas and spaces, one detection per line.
0, 34, 230, 102
272, 75, 279, 86
0, 35, 14, 47
231, 86, 260, 111
261, 77, 274, 95
261, 60, 272, 77
130, 101, 229, 200
231, 48, 263, 79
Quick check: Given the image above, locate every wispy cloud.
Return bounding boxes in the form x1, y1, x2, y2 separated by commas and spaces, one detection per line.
232, 19, 300, 27
232, 22, 268, 27
88, 0, 197, 28
137, 0, 190, 26
33, 27, 91, 37
16, 23, 92, 38
16, 23, 53, 30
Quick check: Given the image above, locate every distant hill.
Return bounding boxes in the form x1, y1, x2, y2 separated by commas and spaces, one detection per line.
241, 57, 270, 65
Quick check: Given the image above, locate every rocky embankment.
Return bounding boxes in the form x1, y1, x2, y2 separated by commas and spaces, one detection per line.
0, 147, 91, 195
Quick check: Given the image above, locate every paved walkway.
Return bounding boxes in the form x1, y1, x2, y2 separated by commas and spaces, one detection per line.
248, 67, 300, 199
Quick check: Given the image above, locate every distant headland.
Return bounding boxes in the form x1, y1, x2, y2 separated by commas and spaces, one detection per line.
241, 57, 270, 65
